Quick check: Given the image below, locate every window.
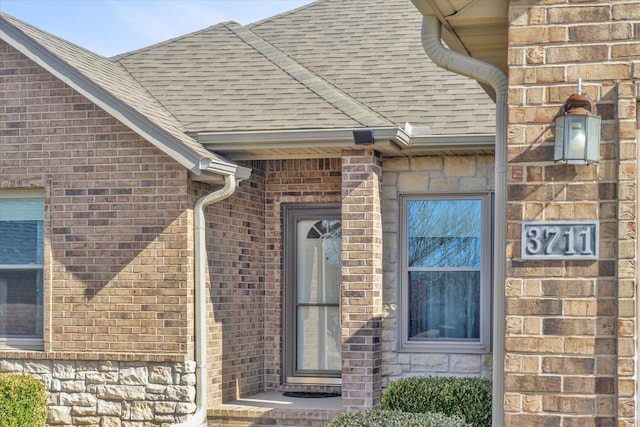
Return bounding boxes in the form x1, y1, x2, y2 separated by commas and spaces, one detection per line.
0, 192, 44, 350
400, 194, 491, 353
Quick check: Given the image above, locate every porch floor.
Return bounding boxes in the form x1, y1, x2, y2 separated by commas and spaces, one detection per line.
208, 391, 343, 426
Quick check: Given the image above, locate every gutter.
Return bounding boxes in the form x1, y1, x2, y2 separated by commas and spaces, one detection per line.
196, 127, 410, 148
197, 127, 496, 160
172, 173, 238, 427
420, 12, 508, 427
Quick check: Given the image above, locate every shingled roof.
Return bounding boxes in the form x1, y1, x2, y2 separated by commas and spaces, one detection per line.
248, 0, 495, 135
114, 0, 494, 136
115, 21, 393, 133
1, 0, 495, 167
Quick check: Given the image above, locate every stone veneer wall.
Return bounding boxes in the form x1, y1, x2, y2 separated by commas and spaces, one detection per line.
381, 155, 494, 384
506, 3, 639, 425
0, 356, 196, 426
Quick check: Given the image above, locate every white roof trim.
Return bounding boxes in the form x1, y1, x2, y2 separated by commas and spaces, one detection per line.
197, 127, 410, 148
197, 127, 495, 156
406, 133, 496, 152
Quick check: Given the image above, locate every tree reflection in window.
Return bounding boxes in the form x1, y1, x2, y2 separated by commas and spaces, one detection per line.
407, 199, 482, 341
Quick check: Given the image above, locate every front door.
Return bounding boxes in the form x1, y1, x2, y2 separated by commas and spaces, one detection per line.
285, 206, 341, 383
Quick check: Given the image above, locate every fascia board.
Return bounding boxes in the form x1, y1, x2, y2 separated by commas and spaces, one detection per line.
197, 128, 494, 154
197, 127, 410, 149
406, 133, 496, 151
199, 159, 252, 181
0, 20, 220, 177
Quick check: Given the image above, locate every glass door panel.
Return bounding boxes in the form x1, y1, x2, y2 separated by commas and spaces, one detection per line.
285, 207, 341, 381
296, 306, 341, 371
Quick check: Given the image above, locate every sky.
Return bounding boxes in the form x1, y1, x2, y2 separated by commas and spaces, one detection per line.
0, 0, 316, 57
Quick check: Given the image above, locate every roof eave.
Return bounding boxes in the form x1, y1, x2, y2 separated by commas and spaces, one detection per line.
196, 127, 495, 159
0, 17, 243, 181
195, 159, 252, 184
411, 0, 508, 74
197, 127, 408, 145
196, 127, 408, 160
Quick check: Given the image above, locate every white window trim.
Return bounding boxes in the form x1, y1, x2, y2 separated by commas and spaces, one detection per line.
0, 337, 44, 351
399, 192, 492, 353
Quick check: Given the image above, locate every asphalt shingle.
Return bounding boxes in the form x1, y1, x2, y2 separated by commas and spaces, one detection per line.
249, 0, 495, 134
116, 21, 390, 133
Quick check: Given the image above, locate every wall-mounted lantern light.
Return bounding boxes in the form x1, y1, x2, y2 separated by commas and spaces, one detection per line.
554, 79, 601, 164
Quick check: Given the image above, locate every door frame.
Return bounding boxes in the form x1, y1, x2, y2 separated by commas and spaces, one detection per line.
283, 204, 342, 385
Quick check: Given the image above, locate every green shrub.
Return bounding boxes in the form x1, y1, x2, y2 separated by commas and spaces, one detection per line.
326, 409, 471, 427
381, 376, 492, 426
0, 373, 47, 427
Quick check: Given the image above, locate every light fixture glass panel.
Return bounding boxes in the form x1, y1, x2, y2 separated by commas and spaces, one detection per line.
565, 115, 588, 162
554, 116, 565, 162
585, 115, 601, 163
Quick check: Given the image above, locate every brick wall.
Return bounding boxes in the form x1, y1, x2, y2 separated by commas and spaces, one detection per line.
0, 39, 201, 426
263, 158, 342, 391
0, 40, 194, 354
381, 155, 494, 384
507, 3, 639, 425
190, 163, 267, 405
341, 149, 383, 410
0, 44, 192, 353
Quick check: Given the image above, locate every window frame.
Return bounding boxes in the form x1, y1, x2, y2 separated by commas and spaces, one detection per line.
0, 190, 45, 351
399, 192, 492, 353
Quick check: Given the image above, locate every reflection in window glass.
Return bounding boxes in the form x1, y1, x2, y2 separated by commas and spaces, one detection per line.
296, 306, 341, 371
293, 216, 342, 376
409, 271, 480, 339
296, 220, 341, 305
408, 199, 481, 268
406, 197, 484, 343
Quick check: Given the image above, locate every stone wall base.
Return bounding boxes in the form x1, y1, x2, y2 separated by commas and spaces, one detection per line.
0, 358, 196, 426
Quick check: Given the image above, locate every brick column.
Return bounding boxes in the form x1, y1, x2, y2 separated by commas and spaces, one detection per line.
341, 148, 383, 410
506, 3, 638, 426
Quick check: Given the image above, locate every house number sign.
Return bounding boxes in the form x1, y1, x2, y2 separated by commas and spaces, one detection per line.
521, 221, 598, 260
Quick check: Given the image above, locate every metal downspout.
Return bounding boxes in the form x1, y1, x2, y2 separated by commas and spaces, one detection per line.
173, 174, 238, 427
420, 14, 508, 427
